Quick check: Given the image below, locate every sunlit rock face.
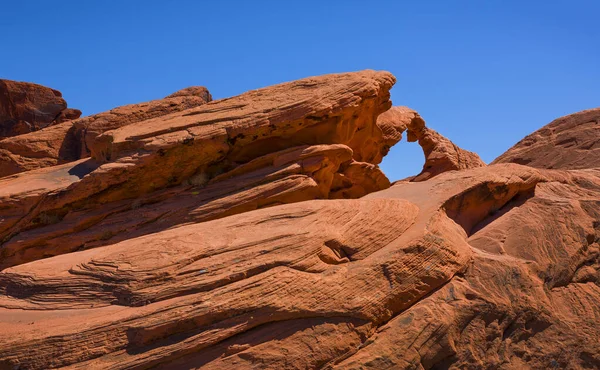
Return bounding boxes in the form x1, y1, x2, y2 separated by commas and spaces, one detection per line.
0, 73, 599, 370
377, 106, 485, 182
494, 107, 600, 170
0, 70, 396, 269
0, 85, 212, 178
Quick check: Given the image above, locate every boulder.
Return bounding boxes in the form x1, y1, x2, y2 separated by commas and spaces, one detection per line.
0, 79, 81, 138
0, 86, 212, 178
493, 107, 600, 169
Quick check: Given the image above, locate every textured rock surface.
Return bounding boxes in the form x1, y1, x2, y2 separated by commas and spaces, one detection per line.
1, 74, 599, 370
493, 107, 600, 169
90, 70, 395, 165
375, 106, 422, 157
410, 126, 486, 181
0, 71, 395, 269
0, 86, 212, 178
1, 164, 599, 369
0, 79, 81, 139
376, 106, 485, 182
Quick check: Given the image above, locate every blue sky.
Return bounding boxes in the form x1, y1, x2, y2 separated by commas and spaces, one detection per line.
2, 1, 599, 180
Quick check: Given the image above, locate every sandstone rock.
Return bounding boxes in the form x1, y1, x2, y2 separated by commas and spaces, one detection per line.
1, 163, 599, 369
375, 105, 422, 158
330, 161, 391, 199
376, 106, 485, 182
0, 86, 212, 178
411, 126, 486, 181
0, 144, 388, 269
493, 107, 600, 169
72, 86, 212, 158
90, 70, 394, 164
376, 106, 422, 146
334, 165, 600, 369
0, 79, 81, 139
1, 74, 597, 370
0, 70, 395, 269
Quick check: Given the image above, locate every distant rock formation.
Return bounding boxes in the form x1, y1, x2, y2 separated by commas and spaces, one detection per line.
493, 107, 600, 169
0, 79, 81, 138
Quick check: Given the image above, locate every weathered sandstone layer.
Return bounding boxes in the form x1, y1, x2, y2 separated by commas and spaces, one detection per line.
0, 79, 81, 139
0, 86, 212, 177
494, 107, 600, 169
377, 106, 485, 182
0, 71, 397, 269
0, 73, 598, 369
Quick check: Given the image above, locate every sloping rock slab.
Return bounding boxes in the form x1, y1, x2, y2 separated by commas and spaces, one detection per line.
493, 107, 600, 169
0, 71, 395, 268
2, 164, 599, 368
0, 79, 81, 139
0, 86, 211, 177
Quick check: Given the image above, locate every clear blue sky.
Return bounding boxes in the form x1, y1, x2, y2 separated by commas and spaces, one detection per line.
2, 1, 599, 180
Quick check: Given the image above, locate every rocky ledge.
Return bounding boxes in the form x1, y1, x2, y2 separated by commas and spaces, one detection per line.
0, 79, 81, 139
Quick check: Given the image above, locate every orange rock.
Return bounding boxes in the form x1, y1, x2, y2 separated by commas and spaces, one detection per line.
0, 86, 211, 178
330, 161, 391, 199
72, 86, 212, 158
90, 70, 395, 164
376, 106, 424, 145
411, 126, 486, 181
0, 71, 395, 269
377, 106, 485, 181
1, 163, 599, 369
0, 79, 81, 139
493, 107, 600, 169
1, 75, 597, 370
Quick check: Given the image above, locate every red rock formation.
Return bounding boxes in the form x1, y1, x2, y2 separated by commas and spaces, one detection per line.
375, 106, 421, 157
0, 86, 212, 178
493, 107, 600, 169
377, 106, 485, 181
0, 70, 395, 269
0, 79, 81, 138
1, 163, 599, 369
410, 126, 486, 181
1, 75, 599, 370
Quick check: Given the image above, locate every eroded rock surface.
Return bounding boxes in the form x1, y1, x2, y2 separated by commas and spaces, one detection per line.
0, 76, 598, 370
377, 106, 485, 182
0, 70, 395, 269
410, 126, 486, 181
1, 163, 599, 369
493, 107, 600, 169
0, 86, 212, 178
0, 79, 81, 139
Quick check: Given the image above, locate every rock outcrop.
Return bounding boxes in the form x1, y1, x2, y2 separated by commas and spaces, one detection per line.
0, 73, 598, 370
410, 125, 486, 181
0, 86, 212, 178
0, 70, 396, 269
377, 106, 485, 181
493, 107, 600, 169
1, 163, 599, 369
0, 79, 81, 138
